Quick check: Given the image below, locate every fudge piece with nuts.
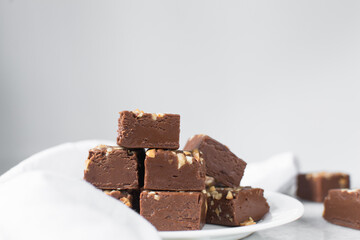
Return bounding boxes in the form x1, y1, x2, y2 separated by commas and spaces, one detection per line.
84, 145, 145, 190
206, 186, 269, 226
104, 190, 139, 211
297, 172, 350, 202
140, 190, 207, 231
117, 110, 180, 149
144, 149, 206, 191
323, 189, 360, 230
184, 134, 247, 187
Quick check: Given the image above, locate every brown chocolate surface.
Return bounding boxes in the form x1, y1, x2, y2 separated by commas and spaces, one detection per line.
84, 145, 145, 190
297, 172, 350, 202
144, 149, 206, 191
184, 134, 247, 187
206, 186, 269, 226
117, 110, 180, 149
140, 190, 207, 231
323, 189, 360, 230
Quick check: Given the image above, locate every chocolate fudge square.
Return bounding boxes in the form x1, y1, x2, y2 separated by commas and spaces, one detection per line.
184, 134, 247, 187
84, 145, 145, 189
206, 186, 269, 226
297, 172, 350, 202
144, 149, 206, 191
323, 189, 360, 230
140, 190, 207, 231
117, 110, 180, 149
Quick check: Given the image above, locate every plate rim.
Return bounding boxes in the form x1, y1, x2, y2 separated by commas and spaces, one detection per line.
158, 191, 304, 239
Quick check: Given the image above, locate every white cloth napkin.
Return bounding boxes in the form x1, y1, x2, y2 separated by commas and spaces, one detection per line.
241, 152, 299, 194
0, 140, 298, 240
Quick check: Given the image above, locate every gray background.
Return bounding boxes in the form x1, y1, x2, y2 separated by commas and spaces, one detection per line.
1, 0, 360, 186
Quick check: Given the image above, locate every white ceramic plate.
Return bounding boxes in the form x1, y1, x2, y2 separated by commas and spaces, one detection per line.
159, 191, 304, 240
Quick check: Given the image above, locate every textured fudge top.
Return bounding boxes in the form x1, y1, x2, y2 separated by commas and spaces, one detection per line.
332, 189, 360, 196
205, 186, 258, 200
146, 148, 204, 169
88, 144, 123, 154
85, 145, 141, 164
131, 109, 166, 120
302, 172, 349, 179
85, 145, 125, 169
341, 189, 360, 193
142, 190, 205, 199
117, 110, 180, 149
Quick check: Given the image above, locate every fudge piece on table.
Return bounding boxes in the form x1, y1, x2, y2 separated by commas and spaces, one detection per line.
297, 172, 350, 202
323, 189, 360, 230
206, 186, 269, 226
144, 149, 206, 191
140, 190, 207, 231
184, 134, 247, 187
84, 145, 145, 190
117, 110, 180, 149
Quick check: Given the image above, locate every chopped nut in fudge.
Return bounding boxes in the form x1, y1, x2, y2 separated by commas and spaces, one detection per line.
104, 190, 133, 208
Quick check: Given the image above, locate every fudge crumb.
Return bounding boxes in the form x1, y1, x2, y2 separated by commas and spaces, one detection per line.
120, 197, 131, 207
240, 217, 256, 226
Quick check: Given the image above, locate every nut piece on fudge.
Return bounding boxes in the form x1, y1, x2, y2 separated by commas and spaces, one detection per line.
206, 186, 269, 226
140, 190, 207, 231
117, 110, 180, 149
84, 145, 145, 189
323, 189, 360, 230
297, 172, 350, 202
184, 134, 247, 187
104, 190, 134, 208
144, 149, 206, 191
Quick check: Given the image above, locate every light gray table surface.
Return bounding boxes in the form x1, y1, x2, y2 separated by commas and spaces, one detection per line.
248, 200, 360, 240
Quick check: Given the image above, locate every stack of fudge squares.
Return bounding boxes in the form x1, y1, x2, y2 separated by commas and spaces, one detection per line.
84, 110, 269, 231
